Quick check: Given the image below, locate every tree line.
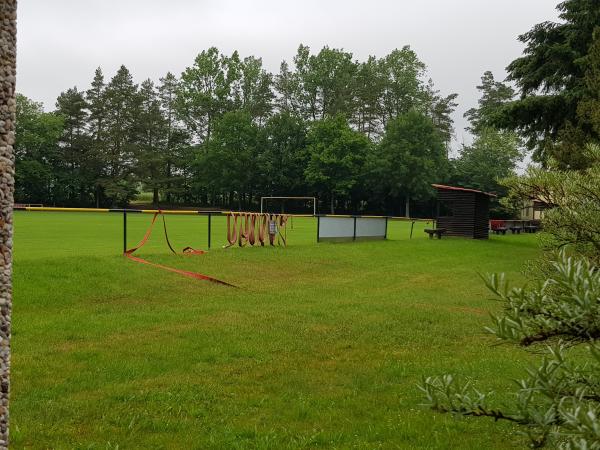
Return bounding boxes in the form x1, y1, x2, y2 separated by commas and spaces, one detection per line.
15, 44, 522, 216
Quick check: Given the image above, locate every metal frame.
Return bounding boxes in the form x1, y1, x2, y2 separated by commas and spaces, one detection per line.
123, 210, 127, 253
316, 214, 390, 242
207, 213, 211, 249
16, 207, 434, 250
260, 196, 317, 216
121, 210, 215, 254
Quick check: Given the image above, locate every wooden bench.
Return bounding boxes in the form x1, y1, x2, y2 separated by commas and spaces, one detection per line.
424, 228, 446, 239
509, 226, 523, 234
524, 225, 538, 233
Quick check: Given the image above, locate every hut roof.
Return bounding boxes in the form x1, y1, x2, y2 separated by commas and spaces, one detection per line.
432, 184, 497, 198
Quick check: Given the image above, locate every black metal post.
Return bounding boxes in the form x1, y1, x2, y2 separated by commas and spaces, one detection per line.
208, 213, 211, 249
410, 220, 415, 239
317, 215, 320, 243
385, 217, 389, 240
123, 210, 127, 254
353, 216, 357, 241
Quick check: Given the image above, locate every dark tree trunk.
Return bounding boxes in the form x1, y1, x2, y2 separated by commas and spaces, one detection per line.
153, 188, 159, 207
166, 161, 172, 204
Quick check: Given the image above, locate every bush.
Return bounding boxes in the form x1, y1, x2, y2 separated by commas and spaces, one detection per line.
420, 145, 600, 449
420, 251, 600, 448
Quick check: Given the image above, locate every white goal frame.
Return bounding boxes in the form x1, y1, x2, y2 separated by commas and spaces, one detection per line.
260, 196, 317, 216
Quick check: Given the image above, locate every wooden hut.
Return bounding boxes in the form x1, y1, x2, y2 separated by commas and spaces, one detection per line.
432, 184, 496, 239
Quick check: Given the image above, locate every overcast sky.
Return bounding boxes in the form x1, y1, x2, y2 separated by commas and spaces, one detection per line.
17, 0, 560, 152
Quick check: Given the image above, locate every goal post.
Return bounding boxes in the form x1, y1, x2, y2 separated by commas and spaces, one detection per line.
260, 196, 317, 216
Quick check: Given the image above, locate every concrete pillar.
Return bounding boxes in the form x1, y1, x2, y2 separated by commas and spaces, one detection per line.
0, 1, 17, 447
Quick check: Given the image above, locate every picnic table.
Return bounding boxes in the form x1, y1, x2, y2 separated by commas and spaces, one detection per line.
490, 220, 507, 235
490, 219, 540, 235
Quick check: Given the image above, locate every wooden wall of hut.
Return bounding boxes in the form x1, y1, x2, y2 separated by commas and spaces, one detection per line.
435, 189, 490, 239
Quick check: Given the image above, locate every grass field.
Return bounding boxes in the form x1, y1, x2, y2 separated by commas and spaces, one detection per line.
12, 211, 541, 449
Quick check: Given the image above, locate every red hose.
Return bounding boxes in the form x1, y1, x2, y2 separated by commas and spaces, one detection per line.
124, 212, 236, 287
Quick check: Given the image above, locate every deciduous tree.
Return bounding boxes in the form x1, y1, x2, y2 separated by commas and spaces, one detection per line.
305, 116, 369, 214
14, 95, 64, 204
370, 110, 446, 217
201, 111, 260, 209
177, 47, 231, 144
259, 112, 308, 196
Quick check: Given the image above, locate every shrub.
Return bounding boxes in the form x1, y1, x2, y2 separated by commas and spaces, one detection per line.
420, 146, 600, 449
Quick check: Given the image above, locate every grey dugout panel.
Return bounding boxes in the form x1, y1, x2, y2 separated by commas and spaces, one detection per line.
317, 216, 388, 242
356, 217, 387, 239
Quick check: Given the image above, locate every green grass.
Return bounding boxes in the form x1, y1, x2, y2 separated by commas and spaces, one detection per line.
13, 211, 541, 448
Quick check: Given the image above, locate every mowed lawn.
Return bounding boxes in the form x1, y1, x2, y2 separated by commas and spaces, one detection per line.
12, 212, 541, 449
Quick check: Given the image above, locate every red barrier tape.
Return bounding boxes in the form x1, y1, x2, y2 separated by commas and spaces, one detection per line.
124, 212, 236, 287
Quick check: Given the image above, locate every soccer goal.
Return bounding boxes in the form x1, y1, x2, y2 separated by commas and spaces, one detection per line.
260, 197, 317, 216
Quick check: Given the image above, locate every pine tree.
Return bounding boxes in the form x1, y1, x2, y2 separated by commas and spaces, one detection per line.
498, 0, 600, 168
55, 87, 91, 205
425, 80, 458, 152
102, 65, 140, 206
464, 71, 515, 134
158, 72, 189, 204
136, 79, 166, 206
85, 67, 108, 207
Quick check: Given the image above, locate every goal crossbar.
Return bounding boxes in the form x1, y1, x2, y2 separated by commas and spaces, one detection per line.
260, 197, 317, 216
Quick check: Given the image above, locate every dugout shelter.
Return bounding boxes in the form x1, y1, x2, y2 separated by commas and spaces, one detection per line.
433, 184, 496, 239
